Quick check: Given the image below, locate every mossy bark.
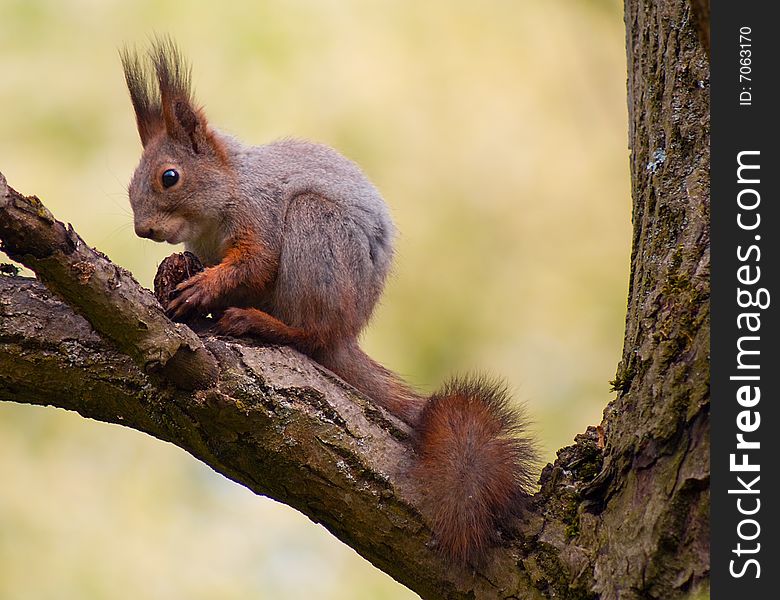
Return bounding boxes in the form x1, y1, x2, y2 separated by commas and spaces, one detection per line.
583, 0, 710, 596
0, 1, 709, 596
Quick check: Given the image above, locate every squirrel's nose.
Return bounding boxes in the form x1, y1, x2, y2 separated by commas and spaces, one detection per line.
134, 223, 159, 240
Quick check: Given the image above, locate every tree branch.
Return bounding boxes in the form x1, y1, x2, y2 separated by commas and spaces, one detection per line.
1, 172, 604, 598
0, 172, 217, 391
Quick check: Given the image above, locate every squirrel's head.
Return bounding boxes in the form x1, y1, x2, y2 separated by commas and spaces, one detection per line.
121, 38, 232, 245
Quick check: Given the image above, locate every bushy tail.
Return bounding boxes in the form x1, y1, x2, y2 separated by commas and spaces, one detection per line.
413, 376, 538, 564
320, 345, 538, 563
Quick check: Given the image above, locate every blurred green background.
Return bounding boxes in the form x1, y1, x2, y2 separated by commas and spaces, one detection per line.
0, 0, 629, 598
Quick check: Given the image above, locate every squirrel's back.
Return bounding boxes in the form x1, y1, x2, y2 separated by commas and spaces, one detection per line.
207, 134, 397, 344
232, 137, 393, 221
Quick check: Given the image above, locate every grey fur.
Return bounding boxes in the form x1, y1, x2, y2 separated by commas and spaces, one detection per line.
221, 134, 396, 338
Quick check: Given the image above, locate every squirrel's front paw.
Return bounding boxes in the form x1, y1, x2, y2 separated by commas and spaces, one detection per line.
167, 270, 218, 320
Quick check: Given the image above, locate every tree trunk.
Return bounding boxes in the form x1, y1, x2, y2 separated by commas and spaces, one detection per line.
0, 1, 709, 597
587, 0, 710, 595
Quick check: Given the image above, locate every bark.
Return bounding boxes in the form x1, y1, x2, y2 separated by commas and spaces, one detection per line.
594, 0, 710, 596
689, 0, 710, 56
0, 1, 709, 596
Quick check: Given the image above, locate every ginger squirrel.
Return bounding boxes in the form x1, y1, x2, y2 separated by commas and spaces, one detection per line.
121, 38, 537, 565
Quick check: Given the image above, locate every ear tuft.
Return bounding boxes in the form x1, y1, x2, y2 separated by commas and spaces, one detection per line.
121, 36, 224, 159
120, 46, 163, 146
148, 35, 193, 111
148, 36, 221, 157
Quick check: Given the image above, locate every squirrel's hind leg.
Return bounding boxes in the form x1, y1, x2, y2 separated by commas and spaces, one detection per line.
215, 307, 316, 353
272, 192, 390, 345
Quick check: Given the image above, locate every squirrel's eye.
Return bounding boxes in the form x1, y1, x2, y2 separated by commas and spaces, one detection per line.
161, 169, 179, 188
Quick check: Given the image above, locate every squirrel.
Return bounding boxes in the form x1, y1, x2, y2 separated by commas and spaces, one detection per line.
121, 38, 538, 565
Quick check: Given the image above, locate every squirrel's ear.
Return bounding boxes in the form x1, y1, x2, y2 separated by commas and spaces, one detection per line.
165, 96, 214, 157
120, 47, 164, 147
150, 37, 224, 159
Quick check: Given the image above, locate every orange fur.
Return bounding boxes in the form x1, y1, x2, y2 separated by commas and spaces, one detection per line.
315, 342, 426, 424
217, 307, 312, 349
167, 230, 278, 319
413, 377, 538, 564
222, 234, 278, 293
